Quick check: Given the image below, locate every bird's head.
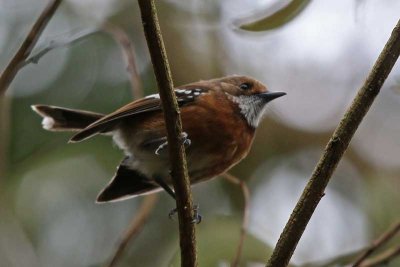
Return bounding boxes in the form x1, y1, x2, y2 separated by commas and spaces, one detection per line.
211, 75, 286, 128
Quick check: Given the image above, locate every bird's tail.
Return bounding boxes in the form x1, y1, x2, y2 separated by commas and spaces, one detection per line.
96, 157, 161, 202
31, 105, 104, 131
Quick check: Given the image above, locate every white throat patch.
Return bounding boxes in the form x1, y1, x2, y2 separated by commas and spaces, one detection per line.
228, 95, 268, 128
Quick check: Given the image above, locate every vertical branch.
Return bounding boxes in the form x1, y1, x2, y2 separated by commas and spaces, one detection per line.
266, 19, 400, 267
0, 0, 63, 95
137, 1, 197, 267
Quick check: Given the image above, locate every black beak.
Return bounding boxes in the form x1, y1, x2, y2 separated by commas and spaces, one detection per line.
258, 91, 286, 102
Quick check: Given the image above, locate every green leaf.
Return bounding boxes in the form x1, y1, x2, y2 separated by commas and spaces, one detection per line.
239, 0, 312, 32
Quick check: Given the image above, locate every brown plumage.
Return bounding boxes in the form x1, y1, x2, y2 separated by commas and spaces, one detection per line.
32, 75, 285, 203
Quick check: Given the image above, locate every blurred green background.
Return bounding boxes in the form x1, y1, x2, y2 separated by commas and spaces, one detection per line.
1, 0, 399, 266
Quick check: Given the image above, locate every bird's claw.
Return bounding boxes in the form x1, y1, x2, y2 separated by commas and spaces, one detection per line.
168, 207, 177, 220
154, 132, 190, 156
180, 132, 191, 147
168, 204, 202, 224
155, 141, 168, 155
192, 205, 202, 224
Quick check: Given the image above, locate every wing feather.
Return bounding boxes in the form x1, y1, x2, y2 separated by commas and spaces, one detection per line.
70, 98, 161, 142
69, 90, 201, 142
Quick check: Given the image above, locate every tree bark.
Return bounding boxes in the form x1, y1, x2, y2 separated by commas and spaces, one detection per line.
137, 1, 198, 266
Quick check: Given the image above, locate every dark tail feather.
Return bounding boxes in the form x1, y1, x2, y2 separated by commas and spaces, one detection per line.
31, 105, 104, 131
96, 158, 160, 203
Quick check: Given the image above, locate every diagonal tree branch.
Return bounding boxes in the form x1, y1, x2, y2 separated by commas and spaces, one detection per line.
353, 220, 400, 267
266, 18, 400, 267
20, 28, 98, 68
137, 1, 197, 267
103, 33, 153, 267
19, 25, 143, 99
358, 245, 400, 267
0, 0, 63, 95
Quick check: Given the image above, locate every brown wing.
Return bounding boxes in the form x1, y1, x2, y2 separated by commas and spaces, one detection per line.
69, 88, 204, 142
70, 97, 161, 142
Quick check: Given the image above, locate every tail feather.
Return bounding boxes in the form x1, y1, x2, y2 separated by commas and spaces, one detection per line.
96, 158, 160, 202
31, 105, 104, 131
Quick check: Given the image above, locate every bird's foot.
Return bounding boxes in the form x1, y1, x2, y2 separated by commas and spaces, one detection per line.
155, 141, 168, 155
168, 207, 177, 220
180, 132, 191, 147
168, 204, 202, 224
154, 132, 190, 156
192, 205, 202, 224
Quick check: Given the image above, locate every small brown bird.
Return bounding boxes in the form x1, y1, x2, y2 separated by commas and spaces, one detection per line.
32, 75, 285, 204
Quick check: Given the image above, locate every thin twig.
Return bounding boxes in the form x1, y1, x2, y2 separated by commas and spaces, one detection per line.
0, 0, 63, 95
21, 24, 143, 99
102, 22, 155, 267
21, 28, 99, 68
266, 19, 400, 267
222, 173, 251, 267
359, 245, 400, 267
353, 221, 400, 266
137, 1, 197, 267
105, 195, 158, 267
102, 23, 143, 99
0, 96, 11, 185
103, 27, 153, 266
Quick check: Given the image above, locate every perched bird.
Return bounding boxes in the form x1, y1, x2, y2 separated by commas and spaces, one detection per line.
32, 75, 285, 204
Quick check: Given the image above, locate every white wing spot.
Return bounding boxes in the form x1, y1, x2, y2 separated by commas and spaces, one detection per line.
184, 90, 192, 94
193, 92, 200, 96
145, 93, 160, 99
176, 89, 186, 93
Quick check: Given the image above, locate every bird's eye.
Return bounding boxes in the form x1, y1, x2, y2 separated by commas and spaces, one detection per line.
239, 83, 252, 90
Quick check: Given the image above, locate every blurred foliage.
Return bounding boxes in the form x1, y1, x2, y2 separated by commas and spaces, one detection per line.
170, 216, 278, 267
239, 0, 312, 32
299, 249, 364, 267
1, 0, 400, 267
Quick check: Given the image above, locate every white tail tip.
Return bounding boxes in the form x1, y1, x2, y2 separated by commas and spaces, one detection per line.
42, 117, 55, 130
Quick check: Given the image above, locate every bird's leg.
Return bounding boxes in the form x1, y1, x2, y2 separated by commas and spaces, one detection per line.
154, 175, 176, 200
161, 170, 201, 224
154, 132, 191, 156
153, 133, 199, 223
